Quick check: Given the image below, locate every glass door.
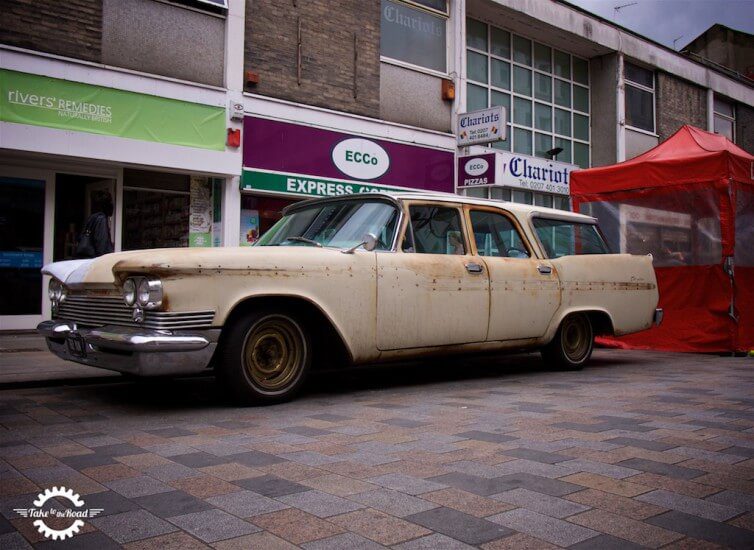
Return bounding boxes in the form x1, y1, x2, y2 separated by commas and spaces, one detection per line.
0, 176, 46, 324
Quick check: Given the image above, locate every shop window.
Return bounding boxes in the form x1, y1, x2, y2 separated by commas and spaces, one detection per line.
465, 18, 590, 166
625, 61, 655, 133
381, 0, 448, 73
713, 96, 735, 142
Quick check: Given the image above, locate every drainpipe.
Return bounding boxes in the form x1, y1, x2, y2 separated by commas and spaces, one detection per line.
707, 88, 715, 132
616, 51, 626, 163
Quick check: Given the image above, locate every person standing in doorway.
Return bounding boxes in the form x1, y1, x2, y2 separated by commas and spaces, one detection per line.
75, 194, 114, 258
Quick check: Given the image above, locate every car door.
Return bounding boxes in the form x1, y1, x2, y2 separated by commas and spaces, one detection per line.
467, 207, 560, 341
376, 202, 490, 350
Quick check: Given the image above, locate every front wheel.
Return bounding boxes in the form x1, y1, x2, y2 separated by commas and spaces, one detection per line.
541, 313, 593, 371
219, 310, 311, 404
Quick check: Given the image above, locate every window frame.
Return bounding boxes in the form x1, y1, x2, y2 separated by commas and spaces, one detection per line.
465, 17, 591, 167
380, 0, 450, 75
624, 61, 656, 135
466, 206, 535, 259
713, 95, 736, 142
400, 201, 471, 255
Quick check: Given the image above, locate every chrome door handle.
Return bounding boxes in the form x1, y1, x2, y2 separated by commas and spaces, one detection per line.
537, 265, 552, 274
465, 262, 484, 274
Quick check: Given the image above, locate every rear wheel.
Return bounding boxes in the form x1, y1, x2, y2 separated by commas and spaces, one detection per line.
541, 313, 593, 370
219, 309, 311, 404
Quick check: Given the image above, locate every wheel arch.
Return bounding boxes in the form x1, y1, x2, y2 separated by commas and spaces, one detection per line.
219, 294, 354, 369
544, 307, 615, 344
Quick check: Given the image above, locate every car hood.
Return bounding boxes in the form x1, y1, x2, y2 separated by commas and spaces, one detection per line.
42, 246, 352, 287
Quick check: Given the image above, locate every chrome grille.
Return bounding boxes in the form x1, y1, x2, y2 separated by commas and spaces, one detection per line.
57, 295, 215, 330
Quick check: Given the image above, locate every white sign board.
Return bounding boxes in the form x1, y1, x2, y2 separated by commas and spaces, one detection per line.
457, 106, 506, 147
496, 151, 575, 196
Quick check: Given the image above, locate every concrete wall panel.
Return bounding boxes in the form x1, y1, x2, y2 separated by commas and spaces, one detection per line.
379, 63, 451, 133
625, 129, 658, 160
589, 54, 617, 167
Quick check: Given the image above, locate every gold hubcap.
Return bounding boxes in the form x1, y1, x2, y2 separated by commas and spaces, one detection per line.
243, 317, 304, 392
561, 315, 591, 362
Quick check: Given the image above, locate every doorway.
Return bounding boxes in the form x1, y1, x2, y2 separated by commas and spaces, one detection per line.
53, 174, 116, 261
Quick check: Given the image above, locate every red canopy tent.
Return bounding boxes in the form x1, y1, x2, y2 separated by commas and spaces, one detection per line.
571, 125, 754, 353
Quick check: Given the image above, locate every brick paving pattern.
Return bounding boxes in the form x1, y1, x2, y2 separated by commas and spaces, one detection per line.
1, 349, 754, 548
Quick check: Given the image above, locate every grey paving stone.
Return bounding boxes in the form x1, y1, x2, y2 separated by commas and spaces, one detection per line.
0, 532, 31, 550
71, 490, 140, 517
428, 472, 516, 496
276, 489, 364, 518
144, 462, 202, 482
234, 474, 309, 497
134, 489, 212, 518
553, 422, 612, 433
615, 457, 704, 480
207, 489, 289, 517
381, 418, 430, 428
706, 489, 754, 511
168, 508, 260, 543
35, 531, 122, 550
104, 475, 174, 498
721, 446, 754, 458
348, 488, 439, 517
487, 508, 599, 546
278, 450, 340, 466
504, 448, 570, 464
146, 427, 196, 438
606, 437, 674, 451
647, 510, 754, 549
227, 450, 287, 466
393, 533, 477, 550
283, 426, 330, 436
636, 489, 742, 521
143, 443, 197, 457
406, 506, 514, 545
308, 413, 352, 422
559, 459, 641, 480
367, 473, 447, 495
93, 443, 145, 457
668, 446, 747, 464
59, 452, 117, 469
301, 532, 386, 550
569, 533, 646, 549
492, 487, 591, 518
494, 472, 582, 496
455, 430, 518, 443
91, 509, 177, 543
170, 452, 229, 468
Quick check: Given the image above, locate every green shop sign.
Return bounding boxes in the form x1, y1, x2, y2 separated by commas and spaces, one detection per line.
0, 69, 225, 150
241, 169, 420, 198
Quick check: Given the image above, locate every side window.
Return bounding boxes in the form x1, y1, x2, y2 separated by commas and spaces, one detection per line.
406, 205, 466, 255
470, 210, 530, 258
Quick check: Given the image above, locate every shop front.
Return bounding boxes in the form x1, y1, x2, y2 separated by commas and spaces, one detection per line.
240, 116, 455, 242
0, 66, 231, 330
456, 150, 576, 210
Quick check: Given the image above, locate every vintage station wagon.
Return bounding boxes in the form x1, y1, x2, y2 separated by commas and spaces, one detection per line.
39, 192, 661, 403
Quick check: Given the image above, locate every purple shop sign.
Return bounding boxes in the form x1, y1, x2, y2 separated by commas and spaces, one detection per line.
243, 117, 454, 193
457, 154, 495, 187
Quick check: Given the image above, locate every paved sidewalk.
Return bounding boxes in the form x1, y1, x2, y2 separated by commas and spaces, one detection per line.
1, 349, 754, 548
0, 332, 118, 385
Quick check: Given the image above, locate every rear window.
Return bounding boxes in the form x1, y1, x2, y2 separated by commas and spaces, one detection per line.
533, 218, 611, 258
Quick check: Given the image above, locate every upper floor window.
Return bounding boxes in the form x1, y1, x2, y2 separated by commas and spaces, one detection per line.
624, 62, 655, 133
465, 18, 591, 168
713, 96, 735, 141
381, 0, 448, 73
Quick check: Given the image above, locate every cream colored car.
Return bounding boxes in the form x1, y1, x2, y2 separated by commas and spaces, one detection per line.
39, 193, 661, 404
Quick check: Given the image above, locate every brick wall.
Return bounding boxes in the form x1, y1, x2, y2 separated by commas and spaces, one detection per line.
245, 0, 380, 118
736, 102, 754, 156
0, 0, 102, 63
656, 72, 708, 141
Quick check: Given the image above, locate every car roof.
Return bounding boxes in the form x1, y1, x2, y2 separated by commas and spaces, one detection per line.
288, 191, 597, 223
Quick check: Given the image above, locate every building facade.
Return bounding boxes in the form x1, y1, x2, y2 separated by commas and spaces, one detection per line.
1, 0, 753, 330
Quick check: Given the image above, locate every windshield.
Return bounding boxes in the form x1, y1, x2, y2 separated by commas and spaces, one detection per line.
256, 199, 400, 250
533, 217, 611, 258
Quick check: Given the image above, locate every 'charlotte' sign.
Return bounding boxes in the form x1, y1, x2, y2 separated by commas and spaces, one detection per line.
457, 106, 506, 147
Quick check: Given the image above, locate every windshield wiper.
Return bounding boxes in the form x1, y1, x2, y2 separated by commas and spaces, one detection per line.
285, 236, 323, 247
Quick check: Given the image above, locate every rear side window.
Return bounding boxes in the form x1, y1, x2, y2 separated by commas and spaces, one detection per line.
533, 218, 611, 258
405, 205, 465, 254
469, 210, 530, 258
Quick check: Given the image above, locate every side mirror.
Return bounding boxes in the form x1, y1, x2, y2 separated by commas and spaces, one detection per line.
362, 233, 378, 252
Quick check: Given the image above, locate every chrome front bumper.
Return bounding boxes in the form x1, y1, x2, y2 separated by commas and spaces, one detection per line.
654, 308, 664, 326
38, 320, 220, 376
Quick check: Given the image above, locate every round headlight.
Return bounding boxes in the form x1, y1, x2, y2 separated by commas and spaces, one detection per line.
48, 279, 62, 302
137, 278, 151, 306
136, 277, 163, 309
123, 278, 136, 306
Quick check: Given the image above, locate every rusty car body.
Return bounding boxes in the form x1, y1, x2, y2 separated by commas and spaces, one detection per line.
38, 192, 662, 403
